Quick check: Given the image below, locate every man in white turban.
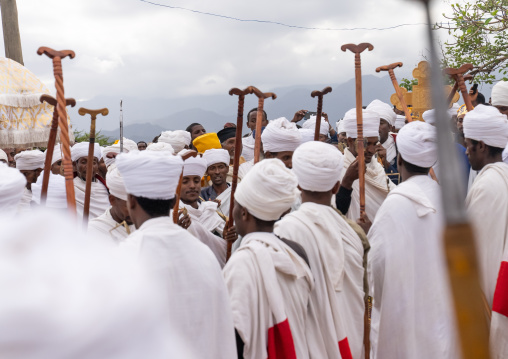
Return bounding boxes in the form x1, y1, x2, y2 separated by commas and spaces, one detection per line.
158, 130, 191, 153
88, 167, 135, 243
302, 115, 330, 142
115, 150, 236, 359
44, 144, 63, 175
462, 104, 508, 357
274, 142, 366, 359
0, 209, 194, 359
31, 171, 67, 209
336, 119, 347, 147
223, 159, 313, 359
201, 148, 232, 216
0, 163, 26, 216
368, 121, 460, 358
102, 142, 129, 170
261, 117, 302, 169
367, 100, 398, 171
339, 108, 396, 222
71, 142, 110, 222
14, 149, 45, 213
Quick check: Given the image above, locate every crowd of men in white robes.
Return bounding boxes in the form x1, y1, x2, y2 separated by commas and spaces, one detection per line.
0, 80, 508, 358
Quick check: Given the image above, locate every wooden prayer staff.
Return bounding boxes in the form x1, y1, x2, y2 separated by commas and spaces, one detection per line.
341, 43, 373, 218
417, 0, 490, 357
78, 107, 109, 228
40, 94, 76, 205
173, 150, 198, 224
445, 64, 475, 111
248, 86, 276, 163
37, 47, 77, 212
447, 73, 473, 106
226, 87, 252, 261
310, 86, 332, 141
376, 62, 412, 123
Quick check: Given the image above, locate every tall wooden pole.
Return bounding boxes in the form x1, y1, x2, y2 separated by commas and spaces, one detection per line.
0, 0, 23, 65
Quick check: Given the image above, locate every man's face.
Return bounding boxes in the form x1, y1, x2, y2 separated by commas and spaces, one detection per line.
318, 134, 328, 143
265, 151, 294, 169
247, 111, 268, 131
137, 142, 147, 151
379, 119, 391, 144
51, 160, 62, 175
495, 105, 508, 116
222, 137, 236, 158
180, 175, 201, 203
347, 136, 379, 163
19, 169, 39, 190
207, 162, 229, 186
110, 195, 133, 225
456, 115, 465, 136
338, 132, 347, 144
464, 138, 482, 171
75, 157, 98, 181
2, 148, 16, 167
190, 125, 206, 141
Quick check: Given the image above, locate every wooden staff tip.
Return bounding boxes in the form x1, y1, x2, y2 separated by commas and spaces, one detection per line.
37, 47, 75, 59
341, 42, 374, 53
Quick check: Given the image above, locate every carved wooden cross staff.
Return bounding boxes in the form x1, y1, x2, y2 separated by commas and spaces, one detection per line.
39, 94, 76, 205
78, 107, 109, 227
376, 62, 413, 123
247, 86, 276, 163
37, 47, 77, 212
310, 86, 332, 141
173, 150, 198, 224
226, 87, 252, 261
444, 63, 475, 111
341, 43, 374, 218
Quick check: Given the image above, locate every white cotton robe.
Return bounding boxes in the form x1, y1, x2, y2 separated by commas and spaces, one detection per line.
74, 177, 110, 221
119, 216, 237, 359
340, 148, 395, 222
466, 162, 508, 306
223, 232, 313, 359
368, 175, 460, 359
16, 188, 32, 213
275, 202, 363, 359
87, 207, 135, 243
381, 134, 397, 165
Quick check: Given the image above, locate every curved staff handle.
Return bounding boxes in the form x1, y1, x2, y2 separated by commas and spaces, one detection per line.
444, 64, 474, 111
376, 62, 412, 123
310, 86, 333, 141
78, 107, 109, 228
245, 86, 277, 164
39, 94, 76, 205
173, 151, 198, 224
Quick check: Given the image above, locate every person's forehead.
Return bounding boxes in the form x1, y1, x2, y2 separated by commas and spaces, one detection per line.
183, 175, 201, 181
380, 118, 390, 125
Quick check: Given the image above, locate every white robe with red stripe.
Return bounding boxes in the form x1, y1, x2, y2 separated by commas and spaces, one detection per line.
275, 202, 361, 359
466, 162, 508, 307
368, 175, 460, 358
223, 232, 313, 359
491, 250, 508, 358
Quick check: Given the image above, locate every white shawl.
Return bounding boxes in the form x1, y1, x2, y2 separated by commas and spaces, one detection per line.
182, 200, 225, 235
381, 134, 397, 165
216, 186, 232, 220
87, 207, 135, 243
16, 188, 32, 214
74, 177, 110, 221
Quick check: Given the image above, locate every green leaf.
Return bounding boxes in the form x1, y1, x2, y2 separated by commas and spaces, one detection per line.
484, 17, 493, 25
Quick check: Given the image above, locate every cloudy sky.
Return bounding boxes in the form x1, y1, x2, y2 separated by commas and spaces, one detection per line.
1, 0, 460, 128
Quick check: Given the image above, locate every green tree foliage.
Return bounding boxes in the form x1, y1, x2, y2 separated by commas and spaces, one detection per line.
73, 129, 114, 146
436, 0, 508, 84
399, 78, 419, 91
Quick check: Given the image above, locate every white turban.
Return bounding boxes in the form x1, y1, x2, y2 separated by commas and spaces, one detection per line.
343, 108, 380, 138
463, 104, 508, 148
492, 81, 508, 107
46, 144, 63, 165
31, 171, 67, 209
261, 117, 302, 153
0, 149, 7, 163
298, 128, 315, 144
159, 130, 191, 153
106, 167, 128, 201
146, 142, 175, 154
397, 121, 437, 168
292, 141, 343, 192
0, 163, 26, 212
422, 109, 436, 125
122, 137, 139, 153
116, 151, 183, 200
203, 148, 229, 168
235, 159, 299, 221
336, 119, 346, 134
14, 150, 45, 170
395, 115, 406, 130
102, 143, 129, 168
0, 210, 187, 359
71, 142, 102, 162
367, 99, 397, 126
303, 115, 329, 136
183, 155, 207, 178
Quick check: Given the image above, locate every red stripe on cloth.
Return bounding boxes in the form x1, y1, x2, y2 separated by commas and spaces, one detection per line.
267, 318, 296, 359
493, 261, 508, 317
338, 337, 353, 359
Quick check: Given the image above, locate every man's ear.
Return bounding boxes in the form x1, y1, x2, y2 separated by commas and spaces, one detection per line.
127, 194, 136, 211
108, 194, 116, 207
478, 141, 487, 154
331, 181, 341, 195
72, 161, 77, 173
397, 153, 403, 168
264, 151, 273, 159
